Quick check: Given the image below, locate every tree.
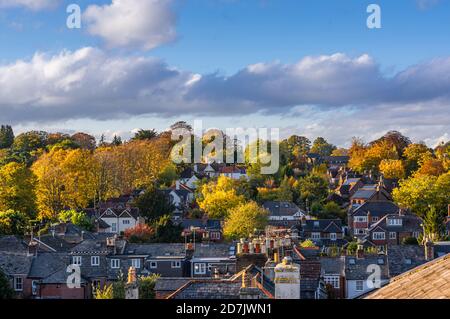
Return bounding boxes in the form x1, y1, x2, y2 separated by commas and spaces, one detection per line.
152, 215, 183, 243
158, 164, 178, 187
310, 137, 336, 156
94, 284, 113, 299
58, 210, 94, 231
298, 174, 329, 205
379, 159, 406, 179
223, 201, 268, 240
371, 130, 411, 156
422, 206, 446, 242
0, 210, 28, 235
0, 269, 14, 299
197, 176, 245, 219
0, 162, 37, 216
393, 172, 450, 218
71, 132, 96, 150
12, 131, 48, 153
348, 137, 368, 173
132, 129, 158, 141
403, 143, 432, 175
133, 186, 174, 222
319, 202, 346, 220
415, 158, 445, 177
124, 224, 155, 243
300, 239, 316, 248
0, 125, 14, 149
139, 274, 159, 299
111, 135, 122, 146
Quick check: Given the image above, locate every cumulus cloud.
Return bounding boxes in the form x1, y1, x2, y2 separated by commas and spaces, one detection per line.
0, 49, 449, 146
84, 0, 176, 50
0, 0, 58, 10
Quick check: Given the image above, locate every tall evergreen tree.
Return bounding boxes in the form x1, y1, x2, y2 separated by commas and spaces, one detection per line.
0, 125, 14, 149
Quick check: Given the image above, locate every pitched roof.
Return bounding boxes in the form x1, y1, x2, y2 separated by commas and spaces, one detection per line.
320, 257, 345, 276
351, 201, 399, 217
386, 245, 426, 277
0, 236, 27, 253
125, 243, 186, 257
0, 252, 33, 275
191, 243, 236, 259
367, 253, 450, 299
262, 201, 304, 217
28, 253, 69, 279
181, 219, 222, 230
366, 214, 422, 234
301, 219, 343, 233
345, 254, 389, 280
154, 278, 191, 292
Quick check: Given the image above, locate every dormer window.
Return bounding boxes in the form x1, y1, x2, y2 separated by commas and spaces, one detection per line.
405, 258, 412, 265
314, 221, 320, 227
377, 258, 384, 265
387, 218, 402, 226
348, 258, 356, 265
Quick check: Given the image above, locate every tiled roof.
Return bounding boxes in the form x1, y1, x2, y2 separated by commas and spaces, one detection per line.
28, 253, 69, 279
320, 257, 345, 276
367, 253, 450, 299
386, 245, 426, 277
125, 243, 186, 257
262, 201, 304, 217
167, 280, 242, 299
0, 236, 27, 253
301, 219, 343, 233
0, 252, 33, 275
192, 243, 236, 259
155, 278, 191, 292
181, 219, 222, 230
345, 255, 389, 281
351, 201, 399, 217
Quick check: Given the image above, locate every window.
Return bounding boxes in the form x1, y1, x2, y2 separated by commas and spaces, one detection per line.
313, 221, 320, 227
356, 280, 364, 292
171, 261, 181, 269
14, 277, 23, 291
149, 261, 157, 269
389, 232, 397, 240
354, 216, 367, 223
330, 233, 337, 241
324, 275, 340, 289
123, 220, 130, 225
194, 263, 206, 275
111, 222, 117, 232
372, 217, 379, 223
377, 258, 384, 265
32, 280, 38, 295
73, 256, 82, 266
405, 258, 412, 265
111, 259, 120, 269
348, 258, 356, 265
372, 232, 385, 240
210, 232, 220, 240
91, 256, 100, 266
388, 218, 402, 226
131, 259, 141, 269
311, 232, 321, 240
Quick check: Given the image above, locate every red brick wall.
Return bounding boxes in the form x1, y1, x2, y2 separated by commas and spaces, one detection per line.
40, 284, 87, 299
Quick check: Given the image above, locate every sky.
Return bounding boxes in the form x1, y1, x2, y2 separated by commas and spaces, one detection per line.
0, 0, 449, 147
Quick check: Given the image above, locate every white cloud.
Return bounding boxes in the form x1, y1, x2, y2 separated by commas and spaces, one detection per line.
83, 0, 176, 50
0, 0, 57, 10
0, 49, 449, 146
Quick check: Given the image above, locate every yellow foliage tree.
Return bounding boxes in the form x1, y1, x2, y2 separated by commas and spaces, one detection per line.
379, 159, 406, 179
223, 201, 268, 239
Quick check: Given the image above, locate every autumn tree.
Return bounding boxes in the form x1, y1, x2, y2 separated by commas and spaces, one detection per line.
298, 174, 329, 206
71, 132, 96, 150
371, 130, 411, 156
403, 143, 432, 175
58, 209, 94, 231
379, 159, 406, 179
415, 158, 446, 177
0, 162, 37, 216
422, 206, 446, 241
223, 201, 268, 239
197, 176, 245, 219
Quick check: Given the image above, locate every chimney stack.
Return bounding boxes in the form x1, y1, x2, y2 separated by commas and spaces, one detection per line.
356, 244, 364, 259
425, 238, 434, 261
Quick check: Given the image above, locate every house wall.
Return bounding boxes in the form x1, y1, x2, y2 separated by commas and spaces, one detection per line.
346, 279, 389, 299
39, 284, 87, 299
147, 259, 186, 277
101, 217, 138, 234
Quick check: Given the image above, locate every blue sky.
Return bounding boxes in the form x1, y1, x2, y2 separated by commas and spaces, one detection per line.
0, 0, 449, 146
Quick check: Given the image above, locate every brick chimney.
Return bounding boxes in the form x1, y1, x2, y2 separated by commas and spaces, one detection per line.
356, 244, 364, 259
425, 239, 434, 261
28, 240, 38, 257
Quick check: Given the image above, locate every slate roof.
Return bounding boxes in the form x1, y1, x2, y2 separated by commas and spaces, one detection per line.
181, 219, 222, 230
351, 186, 377, 200
167, 280, 242, 299
191, 243, 236, 259
433, 241, 450, 258
345, 254, 389, 281
301, 219, 343, 233
28, 253, 69, 279
70, 238, 127, 255
0, 236, 27, 253
351, 201, 400, 217
41, 268, 88, 284
262, 201, 304, 217
320, 257, 345, 276
366, 214, 422, 234
0, 252, 33, 275
125, 243, 186, 257
367, 253, 450, 299
154, 278, 191, 292
386, 245, 426, 277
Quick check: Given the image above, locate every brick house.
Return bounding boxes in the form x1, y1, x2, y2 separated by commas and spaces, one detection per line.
364, 213, 423, 248
299, 219, 346, 248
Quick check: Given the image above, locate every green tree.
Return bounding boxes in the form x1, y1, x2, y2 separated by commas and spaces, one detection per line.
320, 202, 346, 220
139, 274, 159, 299
422, 206, 446, 241
111, 135, 122, 146
0, 269, 14, 299
152, 214, 183, 243
94, 284, 114, 299
0, 210, 28, 235
310, 137, 336, 156
0, 125, 14, 149
133, 186, 174, 222
0, 162, 37, 216
223, 201, 268, 240
132, 129, 158, 141
58, 209, 94, 231
158, 163, 178, 187
298, 174, 329, 205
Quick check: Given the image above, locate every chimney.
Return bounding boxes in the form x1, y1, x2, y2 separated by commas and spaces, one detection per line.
28, 240, 38, 257
425, 238, 434, 261
127, 267, 137, 284
356, 244, 364, 259
81, 231, 85, 241
367, 211, 371, 225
